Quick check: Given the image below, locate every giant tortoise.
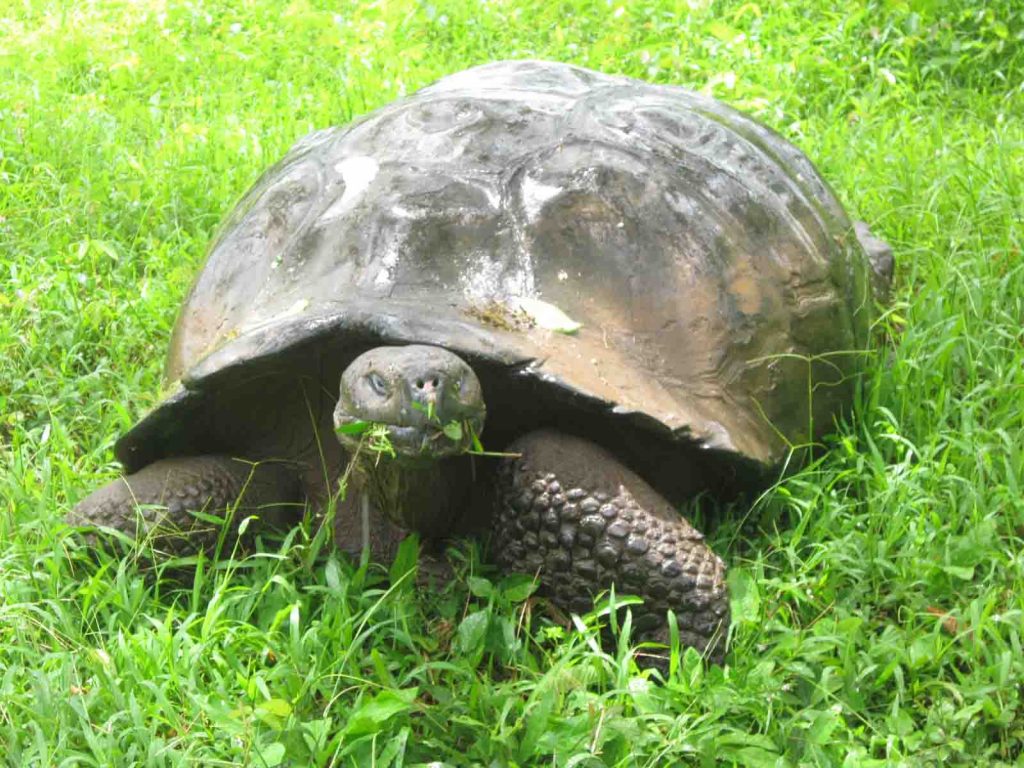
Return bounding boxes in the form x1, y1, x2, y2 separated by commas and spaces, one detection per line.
72, 60, 893, 662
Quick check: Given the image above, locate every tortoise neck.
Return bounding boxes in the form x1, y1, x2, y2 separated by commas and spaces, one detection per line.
355, 454, 474, 536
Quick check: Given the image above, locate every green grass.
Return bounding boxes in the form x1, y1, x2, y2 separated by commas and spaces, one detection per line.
2, 0, 1023, 764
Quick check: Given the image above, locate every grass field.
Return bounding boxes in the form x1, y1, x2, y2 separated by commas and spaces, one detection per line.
1, 0, 1022, 765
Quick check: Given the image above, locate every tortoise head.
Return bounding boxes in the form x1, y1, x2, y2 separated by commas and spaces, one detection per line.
333, 345, 486, 462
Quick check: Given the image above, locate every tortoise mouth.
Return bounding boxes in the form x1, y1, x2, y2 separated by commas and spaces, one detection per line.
336, 413, 486, 461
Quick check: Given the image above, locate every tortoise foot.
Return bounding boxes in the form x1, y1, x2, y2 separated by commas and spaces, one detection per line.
69, 456, 302, 556
493, 430, 729, 666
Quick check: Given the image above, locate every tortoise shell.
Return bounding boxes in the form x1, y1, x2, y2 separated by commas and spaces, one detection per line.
117, 60, 873, 482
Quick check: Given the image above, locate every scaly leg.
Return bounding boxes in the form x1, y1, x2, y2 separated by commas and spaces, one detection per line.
69, 456, 302, 555
492, 431, 729, 664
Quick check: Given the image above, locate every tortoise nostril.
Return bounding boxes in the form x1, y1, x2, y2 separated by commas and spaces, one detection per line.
413, 375, 443, 392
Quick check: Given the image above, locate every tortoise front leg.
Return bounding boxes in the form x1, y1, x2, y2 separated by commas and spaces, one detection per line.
492, 431, 729, 664
69, 456, 303, 556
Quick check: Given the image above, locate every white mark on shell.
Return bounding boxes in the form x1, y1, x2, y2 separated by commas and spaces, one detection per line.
459, 251, 507, 300
521, 174, 562, 221
481, 183, 501, 209
512, 296, 582, 333
320, 156, 380, 220
702, 421, 736, 451
371, 222, 404, 289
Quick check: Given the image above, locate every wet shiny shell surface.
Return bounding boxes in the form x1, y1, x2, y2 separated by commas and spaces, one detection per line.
119, 60, 873, 472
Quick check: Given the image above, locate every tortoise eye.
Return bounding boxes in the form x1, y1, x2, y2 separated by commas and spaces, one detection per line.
367, 372, 389, 396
